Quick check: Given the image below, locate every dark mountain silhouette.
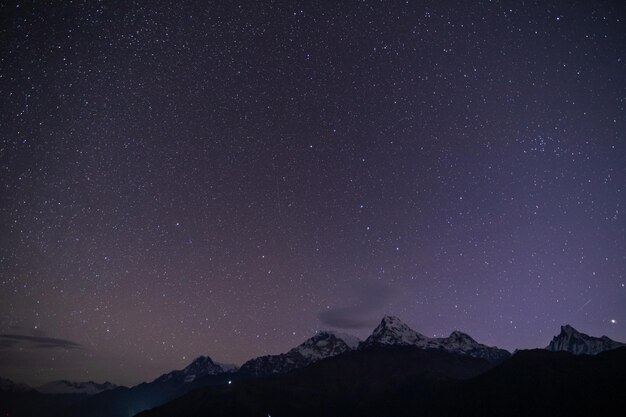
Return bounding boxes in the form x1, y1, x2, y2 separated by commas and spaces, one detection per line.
136, 346, 494, 417
51, 331, 356, 417
137, 347, 626, 417
59, 361, 237, 417
4, 319, 624, 417
435, 347, 626, 417
0, 387, 88, 417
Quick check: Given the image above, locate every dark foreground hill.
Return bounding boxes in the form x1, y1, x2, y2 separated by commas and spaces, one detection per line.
137, 346, 626, 417
0, 389, 89, 417
442, 347, 626, 417
136, 346, 493, 417
59, 372, 237, 417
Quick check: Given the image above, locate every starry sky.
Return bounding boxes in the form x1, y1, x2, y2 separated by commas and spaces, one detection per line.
0, 0, 625, 387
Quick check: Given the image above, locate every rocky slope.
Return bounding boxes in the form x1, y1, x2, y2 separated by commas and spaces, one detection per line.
546, 324, 625, 355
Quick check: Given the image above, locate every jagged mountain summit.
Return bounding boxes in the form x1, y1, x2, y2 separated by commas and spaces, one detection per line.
37, 380, 118, 395
239, 331, 352, 377
360, 315, 510, 362
154, 355, 236, 384
547, 324, 625, 355
360, 315, 437, 348
437, 330, 510, 362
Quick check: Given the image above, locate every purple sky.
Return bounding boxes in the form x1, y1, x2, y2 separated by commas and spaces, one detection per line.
1, 0, 624, 386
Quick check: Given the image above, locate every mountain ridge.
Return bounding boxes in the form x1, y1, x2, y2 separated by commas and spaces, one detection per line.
4, 318, 625, 417
238, 331, 352, 377
360, 315, 510, 362
546, 324, 625, 355
153, 355, 235, 384
37, 380, 119, 395
135, 346, 626, 417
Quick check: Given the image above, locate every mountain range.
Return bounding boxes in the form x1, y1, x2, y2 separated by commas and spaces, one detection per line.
1, 317, 624, 417
136, 346, 626, 417
360, 315, 511, 362
37, 380, 119, 395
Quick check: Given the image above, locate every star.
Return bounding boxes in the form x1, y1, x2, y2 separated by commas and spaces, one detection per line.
0, 0, 623, 388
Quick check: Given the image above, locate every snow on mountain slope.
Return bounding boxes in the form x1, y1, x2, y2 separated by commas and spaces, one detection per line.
153, 356, 234, 384
547, 325, 625, 355
238, 331, 351, 377
37, 380, 118, 395
360, 316, 509, 362
295, 331, 354, 360
360, 316, 437, 349
436, 330, 510, 362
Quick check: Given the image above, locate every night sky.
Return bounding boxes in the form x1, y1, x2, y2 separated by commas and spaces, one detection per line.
1, 0, 625, 387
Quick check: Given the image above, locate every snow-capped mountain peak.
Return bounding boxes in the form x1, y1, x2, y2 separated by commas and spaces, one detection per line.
238, 331, 352, 377
361, 315, 431, 348
361, 316, 509, 362
154, 355, 234, 384
379, 315, 413, 331
182, 356, 223, 374
37, 380, 118, 395
547, 324, 625, 355
290, 331, 351, 361
438, 331, 510, 362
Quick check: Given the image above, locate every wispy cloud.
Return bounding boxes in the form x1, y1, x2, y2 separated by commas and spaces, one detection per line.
0, 334, 83, 350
